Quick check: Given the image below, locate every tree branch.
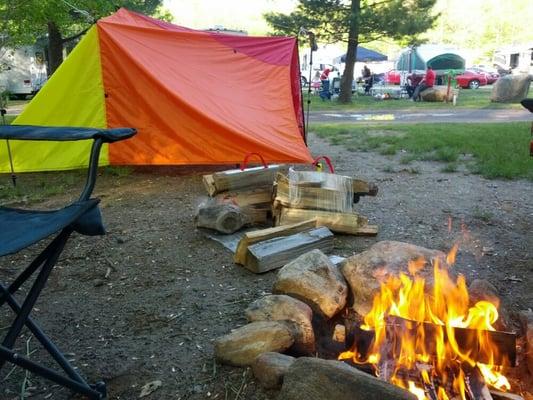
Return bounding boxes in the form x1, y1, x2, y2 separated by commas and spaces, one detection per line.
61, 26, 90, 44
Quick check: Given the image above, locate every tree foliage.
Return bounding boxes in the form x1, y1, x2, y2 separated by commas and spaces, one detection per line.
265, 0, 438, 103
0, 0, 170, 74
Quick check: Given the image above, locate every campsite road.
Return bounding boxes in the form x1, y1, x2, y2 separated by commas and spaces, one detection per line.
309, 108, 532, 124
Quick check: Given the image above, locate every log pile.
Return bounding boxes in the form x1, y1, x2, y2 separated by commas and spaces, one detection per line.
273, 172, 379, 236
198, 165, 284, 232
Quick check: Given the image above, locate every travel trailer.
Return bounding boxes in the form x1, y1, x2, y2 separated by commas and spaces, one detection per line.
493, 45, 533, 75
0, 45, 47, 99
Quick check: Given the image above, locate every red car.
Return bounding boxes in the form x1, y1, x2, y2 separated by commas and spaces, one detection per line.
455, 70, 488, 89
468, 67, 500, 84
384, 69, 401, 85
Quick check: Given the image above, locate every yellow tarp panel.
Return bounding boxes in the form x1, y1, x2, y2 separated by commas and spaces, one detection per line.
1, 26, 108, 173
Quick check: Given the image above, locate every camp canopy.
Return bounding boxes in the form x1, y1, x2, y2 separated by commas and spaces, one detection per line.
396, 45, 465, 75
1, 8, 312, 173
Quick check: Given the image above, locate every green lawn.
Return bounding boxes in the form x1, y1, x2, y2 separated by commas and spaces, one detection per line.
305, 86, 533, 111
311, 122, 533, 180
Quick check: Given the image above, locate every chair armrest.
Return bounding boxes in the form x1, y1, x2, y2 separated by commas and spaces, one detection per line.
521, 99, 533, 113
0, 125, 136, 143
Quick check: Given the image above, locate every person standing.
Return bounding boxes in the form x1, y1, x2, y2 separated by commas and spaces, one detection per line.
319, 67, 331, 100
412, 65, 436, 101
362, 65, 373, 94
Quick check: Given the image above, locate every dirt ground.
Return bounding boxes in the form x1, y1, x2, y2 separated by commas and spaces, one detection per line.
1, 132, 532, 399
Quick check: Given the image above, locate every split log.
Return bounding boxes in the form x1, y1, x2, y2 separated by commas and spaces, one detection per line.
489, 391, 524, 400
214, 321, 295, 366
244, 227, 334, 273
245, 295, 315, 354
276, 206, 378, 236
214, 186, 274, 207
203, 165, 281, 196
273, 249, 348, 319
196, 203, 249, 234
278, 357, 416, 400
240, 205, 271, 225
252, 352, 295, 389
234, 219, 317, 265
465, 366, 493, 400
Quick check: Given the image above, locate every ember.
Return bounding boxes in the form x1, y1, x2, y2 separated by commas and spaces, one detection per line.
339, 245, 512, 400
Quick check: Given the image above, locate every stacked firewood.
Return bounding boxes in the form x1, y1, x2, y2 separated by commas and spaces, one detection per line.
272, 170, 379, 236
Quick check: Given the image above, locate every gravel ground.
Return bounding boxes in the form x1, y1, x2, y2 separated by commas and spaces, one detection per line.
1, 131, 532, 399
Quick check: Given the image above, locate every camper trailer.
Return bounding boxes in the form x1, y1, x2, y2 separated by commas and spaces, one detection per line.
0, 45, 47, 99
493, 45, 533, 75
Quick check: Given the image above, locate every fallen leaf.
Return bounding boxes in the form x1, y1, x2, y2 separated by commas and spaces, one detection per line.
139, 380, 162, 398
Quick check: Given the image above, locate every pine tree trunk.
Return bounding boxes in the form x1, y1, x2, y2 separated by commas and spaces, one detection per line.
339, 0, 361, 104
47, 21, 64, 76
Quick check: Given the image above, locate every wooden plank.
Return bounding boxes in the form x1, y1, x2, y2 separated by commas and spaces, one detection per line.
277, 207, 378, 236
352, 179, 378, 196
215, 186, 273, 207
234, 219, 317, 265
244, 227, 334, 273
203, 165, 282, 196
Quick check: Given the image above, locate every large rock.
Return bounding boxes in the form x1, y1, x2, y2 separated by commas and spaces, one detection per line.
273, 249, 348, 319
491, 74, 532, 103
252, 352, 295, 389
278, 357, 416, 400
214, 321, 294, 366
341, 241, 447, 316
245, 295, 315, 354
420, 87, 454, 102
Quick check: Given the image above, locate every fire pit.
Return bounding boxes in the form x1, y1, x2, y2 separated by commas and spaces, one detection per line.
214, 241, 532, 400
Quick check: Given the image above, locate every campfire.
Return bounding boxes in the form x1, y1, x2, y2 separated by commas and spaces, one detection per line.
338, 244, 514, 400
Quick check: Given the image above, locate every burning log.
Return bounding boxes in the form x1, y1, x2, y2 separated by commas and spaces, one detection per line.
337, 316, 516, 367
465, 366, 493, 400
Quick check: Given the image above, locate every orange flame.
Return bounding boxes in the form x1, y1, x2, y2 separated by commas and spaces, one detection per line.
339, 245, 510, 399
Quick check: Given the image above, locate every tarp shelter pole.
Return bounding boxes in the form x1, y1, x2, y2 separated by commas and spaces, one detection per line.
0, 108, 16, 187
304, 30, 317, 143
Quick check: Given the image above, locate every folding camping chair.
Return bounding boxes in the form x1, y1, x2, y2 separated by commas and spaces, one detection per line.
0, 125, 136, 399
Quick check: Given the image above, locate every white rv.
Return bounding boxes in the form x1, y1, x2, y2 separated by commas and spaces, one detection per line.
493, 44, 533, 75
0, 45, 47, 99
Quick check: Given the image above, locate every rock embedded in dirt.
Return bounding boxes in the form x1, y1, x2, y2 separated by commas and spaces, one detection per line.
214, 321, 294, 366
278, 357, 416, 400
273, 249, 348, 319
245, 295, 315, 355
252, 352, 295, 389
341, 241, 448, 316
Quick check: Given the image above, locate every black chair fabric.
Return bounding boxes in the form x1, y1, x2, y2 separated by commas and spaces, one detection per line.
0, 125, 136, 143
0, 199, 101, 256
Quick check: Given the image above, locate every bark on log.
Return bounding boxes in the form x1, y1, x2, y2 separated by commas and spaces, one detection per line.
278, 357, 416, 400
245, 227, 334, 273
196, 203, 249, 234
203, 165, 281, 196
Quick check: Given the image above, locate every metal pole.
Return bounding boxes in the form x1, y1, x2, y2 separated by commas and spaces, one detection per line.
0, 108, 16, 187
305, 31, 316, 141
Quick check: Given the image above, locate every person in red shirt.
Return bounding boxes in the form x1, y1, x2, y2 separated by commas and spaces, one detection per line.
319, 67, 332, 100
412, 66, 436, 101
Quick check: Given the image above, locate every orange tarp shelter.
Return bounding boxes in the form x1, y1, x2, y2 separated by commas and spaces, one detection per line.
2, 8, 312, 172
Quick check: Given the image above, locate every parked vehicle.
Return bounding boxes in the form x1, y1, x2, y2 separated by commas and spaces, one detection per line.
384, 69, 401, 85
455, 70, 488, 89
0, 45, 47, 99
468, 67, 499, 84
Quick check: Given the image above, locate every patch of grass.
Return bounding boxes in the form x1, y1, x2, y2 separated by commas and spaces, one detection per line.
382, 165, 395, 173
307, 86, 533, 112
104, 166, 133, 177
472, 206, 494, 223
441, 163, 458, 173
310, 121, 533, 180
0, 170, 85, 205
379, 146, 397, 156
